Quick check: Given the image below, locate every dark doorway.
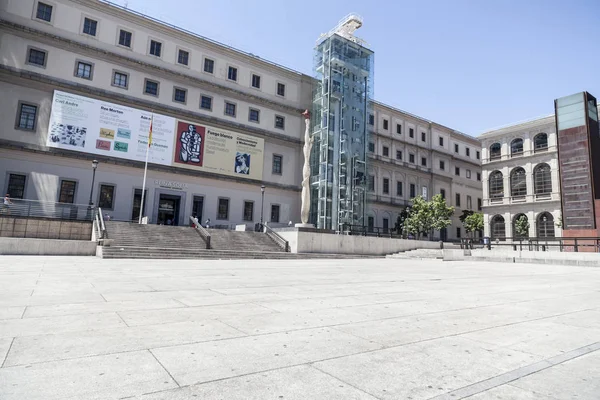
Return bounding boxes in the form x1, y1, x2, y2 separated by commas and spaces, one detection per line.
157, 194, 181, 225
192, 196, 204, 222
440, 227, 448, 241
131, 189, 147, 221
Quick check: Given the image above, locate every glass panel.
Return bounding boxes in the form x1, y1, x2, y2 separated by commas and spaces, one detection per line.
490, 143, 501, 159
218, 199, 229, 220
19, 104, 37, 130
534, 164, 552, 195
511, 139, 523, 155
59, 180, 76, 204
7, 174, 26, 199
98, 185, 114, 209
537, 213, 555, 238
243, 201, 253, 221
270, 205, 280, 223
510, 168, 527, 197
491, 216, 506, 240
489, 171, 504, 199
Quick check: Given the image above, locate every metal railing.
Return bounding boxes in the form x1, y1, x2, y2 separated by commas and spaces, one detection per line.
483, 236, 600, 253
340, 224, 401, 238
190, 216, 211, 249
0, 198, 95, 221
264, 223, 289, 252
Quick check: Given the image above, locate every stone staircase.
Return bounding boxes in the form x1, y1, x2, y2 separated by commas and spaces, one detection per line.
386, 248, 444, 260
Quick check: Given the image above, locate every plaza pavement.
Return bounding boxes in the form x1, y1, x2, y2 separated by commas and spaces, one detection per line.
0, 256, 598, 399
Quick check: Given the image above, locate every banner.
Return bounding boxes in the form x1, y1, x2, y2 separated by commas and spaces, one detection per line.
46, 91, 175, 166
172, 121, 264, 180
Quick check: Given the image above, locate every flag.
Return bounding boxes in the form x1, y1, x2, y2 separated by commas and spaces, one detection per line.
148, 115, 153, 148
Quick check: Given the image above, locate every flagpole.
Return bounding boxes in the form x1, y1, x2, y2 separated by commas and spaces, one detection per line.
138, 113, 153, 224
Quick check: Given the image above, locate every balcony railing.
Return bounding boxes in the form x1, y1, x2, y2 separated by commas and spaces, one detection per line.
0, 198, 95, 221
483, 236, 600, 253
483, 192, 560, 207
482, 145, 557, 164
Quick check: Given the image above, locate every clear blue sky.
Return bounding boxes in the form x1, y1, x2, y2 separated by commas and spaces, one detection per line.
115, 0, 600, 136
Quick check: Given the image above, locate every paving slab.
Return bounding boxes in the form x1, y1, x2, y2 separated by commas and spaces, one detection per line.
0, 307, 25, 320
0, 312, 126, 338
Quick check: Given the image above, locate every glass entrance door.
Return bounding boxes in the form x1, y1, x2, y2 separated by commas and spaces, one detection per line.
157, 194, 180, 225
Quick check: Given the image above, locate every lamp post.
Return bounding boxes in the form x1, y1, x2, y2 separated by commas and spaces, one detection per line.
88, 159, 99, 210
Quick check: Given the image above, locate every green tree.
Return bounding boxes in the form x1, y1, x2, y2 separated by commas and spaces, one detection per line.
394, 208, 410, 237
405, 196, 434, 240
514, 215, 530, 238
430, 194, 455, 235
464, 212, 484, 238
459, 209, 474, 224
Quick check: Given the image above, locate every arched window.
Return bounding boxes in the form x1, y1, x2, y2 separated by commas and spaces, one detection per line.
513, 213, 529, 239
534, 133, 548, 152
537, 212, 555, 238
534, 163, 552, 197
491, 215, 506, 240
510, 167, 527, 198
489, 171, 504, 200
490, 143, 501, 160
511, 138, 524, 156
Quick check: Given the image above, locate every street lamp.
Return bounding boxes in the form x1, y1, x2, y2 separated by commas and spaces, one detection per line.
260, 185, 265, 227
88, 160, 99, 210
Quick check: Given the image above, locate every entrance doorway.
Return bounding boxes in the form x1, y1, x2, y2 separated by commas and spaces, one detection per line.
192, 196, 204, 222
157, 194, 180, 225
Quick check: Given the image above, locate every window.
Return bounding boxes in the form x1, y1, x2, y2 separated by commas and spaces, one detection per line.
396, 181, 403, 196
368, 216, 374, 232
228, 66, 238, 81
491, 215, 506, 240
421, 132, 426, 142
513, 214, 529, 239
511, 138, 524, 156
118, 29, 132, 47
149, 40, 162, 57
383, 218, 389, 233
112, 71, 128, 88
534, 133, 548, 152
369, 114, 374, 125
467, 195, 472, 210
490, 143, 501, 160
454, 143, 459, 153
440, 189, 446, 199
36, 2, 53, 22
243, 201, 254, 222
275, 115, 285, 129
410, 184, 416, 198
277, 83, 286, 97
177, 49, 189, 66
6, 174, 26, 199
456, 227, 461, 238
439, 160, 445, 170
98, 184, 115, 209
489, 171, 504, 199
455, 193, 461, 207
368, 175, 375, 191
217, 198, 229, 220
477, 172, 481, 181
270, 205, 280, 223
224, 101, 236, 117
439, 137, 444, 146
466, 170, 471, 179
203, 58, 214, 74
383, 178, 389, 194
537, 212, 555, 238
272, 154, 282, 175
383, 119, 389, 130
510, 167, 527, 198
409, 154, 415, 163
476, 151, 480, 160
251, 74, 261, 89
75, 61, 93, 79
396, 124, 402, 134
144, 79, 159, 96
27, 48, 46, 67
534, 163, 552, 196
477, 198, 482, 211
173, 88, 187, 103
17, 103, 37, 131
83, 18, 97, 36
421, 157, 427, 167
368, 142, 375, 153
249, 108, 260, 123
200, 95, 212, 110
455, 167, 460, 176
59, 180, 76, 204
466, 147, 470, 157
396, 150, 402, 160
382, 146, 389, 157
409, 128, 414, 138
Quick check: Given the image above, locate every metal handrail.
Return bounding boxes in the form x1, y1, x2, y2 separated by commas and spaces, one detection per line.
0, 198, 95, 221
98, 208, 106, 239
94, 212, 102, 241
190, 216, 211, 249
264, 223, 289, 252
484, 236, 600, 253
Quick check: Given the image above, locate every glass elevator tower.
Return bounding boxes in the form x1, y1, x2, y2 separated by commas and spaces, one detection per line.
310, 14, 374, 230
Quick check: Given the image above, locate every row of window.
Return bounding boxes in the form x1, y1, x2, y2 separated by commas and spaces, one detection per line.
33, 2, 288, 97
488, 133, 549, 160
490, 212, 556, 239
488, 164, 552, 200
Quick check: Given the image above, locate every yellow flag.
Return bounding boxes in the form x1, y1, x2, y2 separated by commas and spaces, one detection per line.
148, 115, 153, 147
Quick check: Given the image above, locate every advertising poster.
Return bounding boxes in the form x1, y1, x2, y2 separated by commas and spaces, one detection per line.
173, 121, 264, 180
46, 91, 175, 166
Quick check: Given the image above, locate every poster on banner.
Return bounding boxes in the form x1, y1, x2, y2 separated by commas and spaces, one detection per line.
173, 121, 264, 180
46, 90, 175, 166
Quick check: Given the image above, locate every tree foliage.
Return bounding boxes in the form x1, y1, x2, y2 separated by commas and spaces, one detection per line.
459, 210, 474, 224
405, 195, 454, 239
464, 213, 484, 237
394, 208, 410, 236
515, 215, 530, 238
430, 194, 455, 232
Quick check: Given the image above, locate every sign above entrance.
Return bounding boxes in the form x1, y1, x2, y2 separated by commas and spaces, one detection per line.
154, 179, 188, 190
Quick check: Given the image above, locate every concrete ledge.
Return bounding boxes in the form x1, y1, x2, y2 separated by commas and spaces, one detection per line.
0, 238, 97, 256
443, 248, 600, 267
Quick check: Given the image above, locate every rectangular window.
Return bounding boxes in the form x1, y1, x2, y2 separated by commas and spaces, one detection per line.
421, 132, 426, 142
177, 49, 189, 66
383, 218, 389, 233
251, 74, 261, 89
118, 29, 132, 47
275, 115, 285, 129
144, 79, 159, 96
200, 95, 212, 110
75, 61, 92, 79
455, 167, 460, 176
243, 201, 254, 221
456, 227, 461, 238
396, 150, 402, 160
368, 142, 375, 153
396, 181, 403, 196
439, 160, 445, 170
466, 147, 470, 157
272, 154, 282, 175
454, 143, 459, 153
228, 66, 238, 81
36, 2, 53, 22
383, 119, 389, 130
467, 195, 472, 210
421, 157, 427, 167
277, 82, 286, 97
83, 18, 97, 36
455, 193, 461, 207
440, 189, 446, 199
383, 178, 389, 194
149, 40, 162, 57
249, 108, 260, 123
477, 172, 481, 181
439, 137, 444, 146
382, 146, 389, 157
112, 71, 128, 88
409, 128, 414, 138
203, 58, 214, 73
396, 124, 402, 134
270, 204, 280, 223
217, 198, 229, 220
478, 198, 482, 211
98, 184, 115, 209
192, 196, 204, 220
409, 153, 415, 163
173, 88, 187, 103
17, 103, 37, 131
7, 174, 26, 199
28, 48, 46, 67
368, 216, 374, 232
59, 180, 76, 204
466, 169, 472, 179
410, 184, 416, 198
368, 175, 375, 191
224, 101, 236, 117
369, 114, 374, 125
476, 150, 480, 160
